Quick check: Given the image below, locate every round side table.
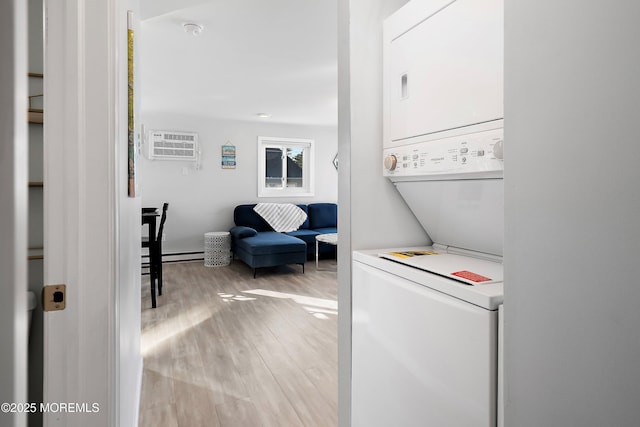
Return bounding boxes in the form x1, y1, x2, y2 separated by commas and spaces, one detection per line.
315, 233, 338, 269
204, 231, 231, 267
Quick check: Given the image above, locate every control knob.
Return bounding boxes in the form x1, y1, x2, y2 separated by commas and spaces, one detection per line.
493, 139, 504, 160
383, 155, 398, 171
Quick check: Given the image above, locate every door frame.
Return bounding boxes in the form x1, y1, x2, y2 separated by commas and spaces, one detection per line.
0, 1, 29, 426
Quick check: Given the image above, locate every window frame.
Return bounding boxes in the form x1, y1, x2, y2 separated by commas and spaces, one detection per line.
257, 136, 315, 198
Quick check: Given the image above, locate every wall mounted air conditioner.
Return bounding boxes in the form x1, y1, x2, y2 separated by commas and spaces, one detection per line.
147, 130, 199, 161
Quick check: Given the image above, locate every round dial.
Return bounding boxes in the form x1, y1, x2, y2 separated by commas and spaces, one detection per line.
493, 139, 504, 160
383, 155, 398, 171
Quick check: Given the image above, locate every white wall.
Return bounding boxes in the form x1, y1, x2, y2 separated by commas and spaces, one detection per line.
504, 1, 640, 425
337, 0, 426, 424
336, 1, 351, 425
139, 112, 338, 253
346, 0, 425, 252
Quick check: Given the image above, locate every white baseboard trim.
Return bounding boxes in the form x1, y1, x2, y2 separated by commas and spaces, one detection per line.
162, 251, 205, 263
141, 251, 204, 265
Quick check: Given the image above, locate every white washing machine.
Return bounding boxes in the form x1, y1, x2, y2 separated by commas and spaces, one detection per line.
351, 0, 505, 425
351, 126, 505, 427
352, 247, 503, 427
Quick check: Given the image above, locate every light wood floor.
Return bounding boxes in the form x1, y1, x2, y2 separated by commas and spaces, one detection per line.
138, 259, 338, 427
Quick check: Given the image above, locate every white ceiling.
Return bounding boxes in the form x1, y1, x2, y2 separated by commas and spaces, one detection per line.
139, 0, 338, 127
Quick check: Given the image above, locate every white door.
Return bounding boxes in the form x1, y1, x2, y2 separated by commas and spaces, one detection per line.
42, 2, 120, 426
41, 2, 144, 426
0, 1, 29, 427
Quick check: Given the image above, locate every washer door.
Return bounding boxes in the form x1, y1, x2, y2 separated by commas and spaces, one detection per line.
352, 260, 498, 427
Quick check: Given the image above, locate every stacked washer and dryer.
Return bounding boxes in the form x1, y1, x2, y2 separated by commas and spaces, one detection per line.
351, 0, 505, 426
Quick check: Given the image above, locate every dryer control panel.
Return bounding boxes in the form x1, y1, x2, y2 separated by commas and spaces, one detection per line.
383, 128, 503, 181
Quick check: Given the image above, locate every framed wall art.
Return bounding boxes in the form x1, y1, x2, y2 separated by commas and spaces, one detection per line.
222, 144, 236, 169
127, 10, 137, 197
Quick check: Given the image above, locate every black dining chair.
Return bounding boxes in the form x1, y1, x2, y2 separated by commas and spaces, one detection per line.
142, 202, 168, 308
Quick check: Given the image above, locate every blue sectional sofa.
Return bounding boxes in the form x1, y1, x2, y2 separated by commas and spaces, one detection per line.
230, 203, 337, 277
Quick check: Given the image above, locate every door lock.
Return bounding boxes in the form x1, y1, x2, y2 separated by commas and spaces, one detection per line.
42, 284, 66, 312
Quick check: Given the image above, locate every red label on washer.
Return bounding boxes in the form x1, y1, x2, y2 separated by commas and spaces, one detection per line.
451, 270, 492, 283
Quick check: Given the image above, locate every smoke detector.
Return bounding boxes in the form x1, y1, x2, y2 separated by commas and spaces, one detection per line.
183, 23, 204, 36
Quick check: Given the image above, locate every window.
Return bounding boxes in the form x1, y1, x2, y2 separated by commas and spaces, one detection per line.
258, 136, 314, 197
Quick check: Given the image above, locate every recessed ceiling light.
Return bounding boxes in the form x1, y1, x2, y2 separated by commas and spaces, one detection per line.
183, 23, 204, 36
256, 113, 271, 118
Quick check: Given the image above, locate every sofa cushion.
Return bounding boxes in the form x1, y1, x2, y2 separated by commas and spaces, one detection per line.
234, 204, 272, 231
234, 231, 306, 256
230, 226, 258, 239
308, 203, 337, 229
297, 204, 310, 229
313, 227, 337, 236
285, 229, 320, 246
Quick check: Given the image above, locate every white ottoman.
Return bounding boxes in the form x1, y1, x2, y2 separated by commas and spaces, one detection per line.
204, 231, 231, 267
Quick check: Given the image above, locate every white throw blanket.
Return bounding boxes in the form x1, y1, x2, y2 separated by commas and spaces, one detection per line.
253, 203, 307, 233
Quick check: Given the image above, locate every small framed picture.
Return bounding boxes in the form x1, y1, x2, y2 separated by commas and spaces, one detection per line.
222, 144, 236, 169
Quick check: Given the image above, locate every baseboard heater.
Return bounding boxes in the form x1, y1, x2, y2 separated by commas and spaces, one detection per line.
141, 251, 205, 267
